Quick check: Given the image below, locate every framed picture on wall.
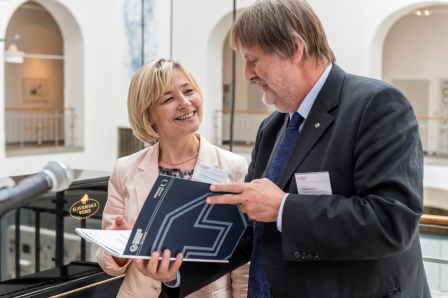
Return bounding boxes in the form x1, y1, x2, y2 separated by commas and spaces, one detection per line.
22, 78, 49, 102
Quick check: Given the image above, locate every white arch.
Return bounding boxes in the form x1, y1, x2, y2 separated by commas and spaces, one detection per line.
0, 1, 27, 158
372, 2, 448, 211
204, 8, 249, 145
33, 0, 85, 147
370, 1, 447, 79
206, 12, 233, 145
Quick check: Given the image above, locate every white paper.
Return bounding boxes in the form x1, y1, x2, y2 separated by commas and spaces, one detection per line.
192, 162, 228, 184
295, 172, 332, 195
75, 228, 130, 257
75, 228, 229, 262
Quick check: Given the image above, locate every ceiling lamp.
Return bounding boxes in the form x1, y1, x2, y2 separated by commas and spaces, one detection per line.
1, 34, 25, 64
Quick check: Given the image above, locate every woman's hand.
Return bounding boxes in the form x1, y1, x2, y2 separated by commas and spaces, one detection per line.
134, 249, 183, 283
111, 215, 130, 266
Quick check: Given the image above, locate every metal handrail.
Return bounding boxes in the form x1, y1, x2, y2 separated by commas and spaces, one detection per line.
1, 198, 102, 279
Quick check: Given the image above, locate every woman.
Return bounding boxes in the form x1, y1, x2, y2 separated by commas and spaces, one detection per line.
96, 58, 249, 298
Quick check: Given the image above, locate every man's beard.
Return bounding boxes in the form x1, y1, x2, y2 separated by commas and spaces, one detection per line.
261, 87, 295, 113
261, 87, 279, 106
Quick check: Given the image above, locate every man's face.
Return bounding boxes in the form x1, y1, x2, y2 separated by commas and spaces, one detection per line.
240, 44, 299, 113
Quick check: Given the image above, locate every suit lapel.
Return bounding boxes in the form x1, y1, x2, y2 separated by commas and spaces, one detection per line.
277, 64, 346, 189
134, 144, 160, 210
277, 110, 333, 188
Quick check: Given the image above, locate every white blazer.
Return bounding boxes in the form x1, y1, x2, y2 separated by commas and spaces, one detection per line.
96, 134, 249, 297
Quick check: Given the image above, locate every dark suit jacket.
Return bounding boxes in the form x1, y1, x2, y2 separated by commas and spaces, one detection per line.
178, 64, 430, 298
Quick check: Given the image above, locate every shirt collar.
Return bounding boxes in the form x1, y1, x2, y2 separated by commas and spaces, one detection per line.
290, 63, 333, 120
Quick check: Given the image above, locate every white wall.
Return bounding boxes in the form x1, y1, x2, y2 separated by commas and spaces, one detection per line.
5, 3, 64, 111
2, 0, 448, 178
383, 8, 448, 117
0, 0, 170, 177
170, 0, 448, 141
222, 33, 249, 112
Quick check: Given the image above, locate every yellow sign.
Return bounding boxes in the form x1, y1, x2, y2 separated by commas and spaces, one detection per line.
70, 194, 100, 220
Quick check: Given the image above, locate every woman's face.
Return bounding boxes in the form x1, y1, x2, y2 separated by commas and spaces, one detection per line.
148, 68, 203, 141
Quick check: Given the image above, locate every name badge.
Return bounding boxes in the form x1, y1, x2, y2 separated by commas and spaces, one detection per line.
192, 162, 229, 184
295, 172, 332, 195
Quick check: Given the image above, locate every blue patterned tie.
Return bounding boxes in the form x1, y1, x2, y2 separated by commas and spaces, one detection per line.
248, 112, 303, 298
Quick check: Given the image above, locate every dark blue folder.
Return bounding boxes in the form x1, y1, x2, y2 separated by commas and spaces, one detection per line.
123, 174, 250, 262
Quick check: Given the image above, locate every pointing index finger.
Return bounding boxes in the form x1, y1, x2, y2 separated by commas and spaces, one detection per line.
207, 182, 246, 205
206, 194, 236, 205
210, 182, 245, 193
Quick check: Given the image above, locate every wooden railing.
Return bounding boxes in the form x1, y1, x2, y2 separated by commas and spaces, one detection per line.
419, 213, 448, 275
420, 214, 448, 228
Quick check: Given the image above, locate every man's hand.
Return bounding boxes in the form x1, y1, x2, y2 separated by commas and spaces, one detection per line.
207, 178, 285, 222
133, 249, 183, 283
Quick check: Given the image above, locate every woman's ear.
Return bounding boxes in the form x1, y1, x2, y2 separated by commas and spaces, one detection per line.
291, 33, 305, 64
147, 109, 153, 126
149, 117, 157, 132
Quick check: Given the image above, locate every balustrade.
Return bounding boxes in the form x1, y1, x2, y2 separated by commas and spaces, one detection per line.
5, 108, 75, 149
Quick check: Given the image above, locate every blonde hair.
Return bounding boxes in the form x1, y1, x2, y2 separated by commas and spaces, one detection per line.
230, 0, 336, 65
127, 59, 203, 145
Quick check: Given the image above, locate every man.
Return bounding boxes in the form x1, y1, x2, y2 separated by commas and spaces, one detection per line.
134, 0, 430, 297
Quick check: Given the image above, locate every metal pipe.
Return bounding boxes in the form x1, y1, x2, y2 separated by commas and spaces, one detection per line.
141, 0, 145, 66
15, 209, 21, 278
35, 211, 40, 273
229, 0, 237, 152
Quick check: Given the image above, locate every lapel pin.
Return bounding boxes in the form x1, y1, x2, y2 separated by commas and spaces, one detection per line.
315, 123, 321, 128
